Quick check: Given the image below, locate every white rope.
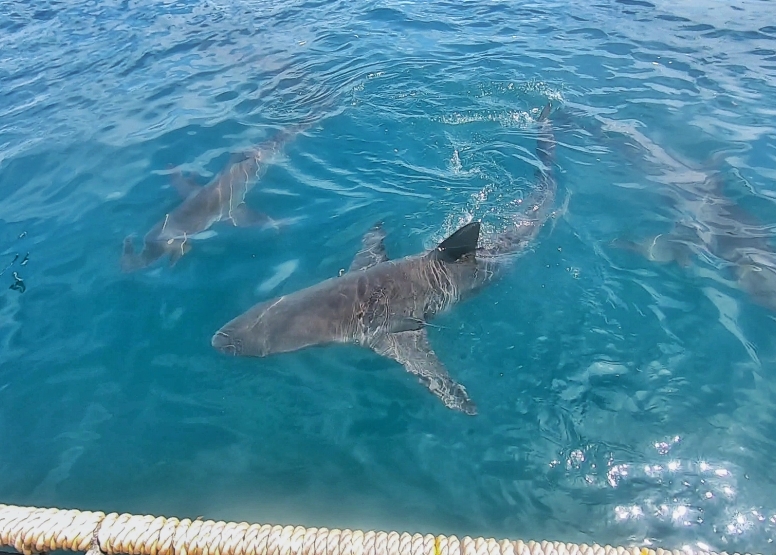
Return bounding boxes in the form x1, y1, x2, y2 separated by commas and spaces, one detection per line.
0, 504, 746, 555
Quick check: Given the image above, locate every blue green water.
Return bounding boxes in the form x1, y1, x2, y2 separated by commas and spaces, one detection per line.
2, 0, 776, 553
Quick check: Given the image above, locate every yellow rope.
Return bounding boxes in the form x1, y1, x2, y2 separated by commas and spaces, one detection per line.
0, 504, 742, 555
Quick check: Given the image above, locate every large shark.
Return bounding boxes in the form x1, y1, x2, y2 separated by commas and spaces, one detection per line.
121, 127, 302, 272
602, 118, 776, 312
211, 104, 556, 414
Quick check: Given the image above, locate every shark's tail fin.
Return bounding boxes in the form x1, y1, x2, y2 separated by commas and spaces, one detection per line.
248, 115, 324, 160
536, 102, 556, 169
267, 95, 343, 148
532, 101, 557, 212
477, 102, 558, 260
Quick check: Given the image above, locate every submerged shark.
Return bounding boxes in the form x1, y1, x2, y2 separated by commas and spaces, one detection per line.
211, 104, 556, 414
614, 178, 776, 312
602, 119, 776, 312
121, 127, 302, 272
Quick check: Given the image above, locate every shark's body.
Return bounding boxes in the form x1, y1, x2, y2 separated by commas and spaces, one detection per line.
212, 105, 556, 414
604, 120, 776, 312
122, 128, 299, 272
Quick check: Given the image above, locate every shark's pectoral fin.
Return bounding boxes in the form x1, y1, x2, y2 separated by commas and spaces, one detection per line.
349, 222, 389, 272
370, 330, 477, 415
168, 166, 202, 198
228, 204, 272, 228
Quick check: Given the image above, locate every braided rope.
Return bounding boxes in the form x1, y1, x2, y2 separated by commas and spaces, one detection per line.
0, 505, 745, 555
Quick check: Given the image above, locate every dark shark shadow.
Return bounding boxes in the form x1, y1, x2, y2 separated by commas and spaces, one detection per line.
211, 103, 558, 415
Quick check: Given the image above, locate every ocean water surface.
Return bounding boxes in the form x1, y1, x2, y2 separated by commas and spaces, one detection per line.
2, 0, 776, 553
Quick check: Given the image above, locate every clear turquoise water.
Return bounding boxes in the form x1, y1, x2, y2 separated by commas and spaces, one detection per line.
2, 0, 776, 553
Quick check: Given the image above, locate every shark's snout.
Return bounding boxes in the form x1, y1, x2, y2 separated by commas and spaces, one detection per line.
211, 329, 242, 355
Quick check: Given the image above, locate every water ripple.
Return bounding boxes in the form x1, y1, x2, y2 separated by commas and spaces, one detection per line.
2, 0, 776, 553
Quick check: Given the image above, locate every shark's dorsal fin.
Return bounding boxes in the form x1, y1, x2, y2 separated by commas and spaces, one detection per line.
370, 329, 477, 415
349, 222, 389, 272
168, 166, 203, 198
431, 221, 480, 263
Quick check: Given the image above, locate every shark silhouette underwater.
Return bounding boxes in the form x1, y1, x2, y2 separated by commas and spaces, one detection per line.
211, 104, 557, 415
599, 119, 776, 313
121, 127, 302, 272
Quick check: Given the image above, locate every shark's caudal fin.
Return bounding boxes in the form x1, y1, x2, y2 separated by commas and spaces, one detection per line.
371, 329, 477, 415
431, 221, 481, 262
476, 103, 557, 259
539, 102, 552, 121
349, 222, 389, 272
535, 102, 555, 168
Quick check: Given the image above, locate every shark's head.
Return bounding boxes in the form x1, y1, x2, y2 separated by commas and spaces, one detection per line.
211, 289, 346, 357
121, 235, 192, 272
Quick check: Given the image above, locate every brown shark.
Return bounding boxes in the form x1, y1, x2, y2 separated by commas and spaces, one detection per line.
211, 104, 556, 414
121, 128, 300, 272
604, 118, 776, 312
